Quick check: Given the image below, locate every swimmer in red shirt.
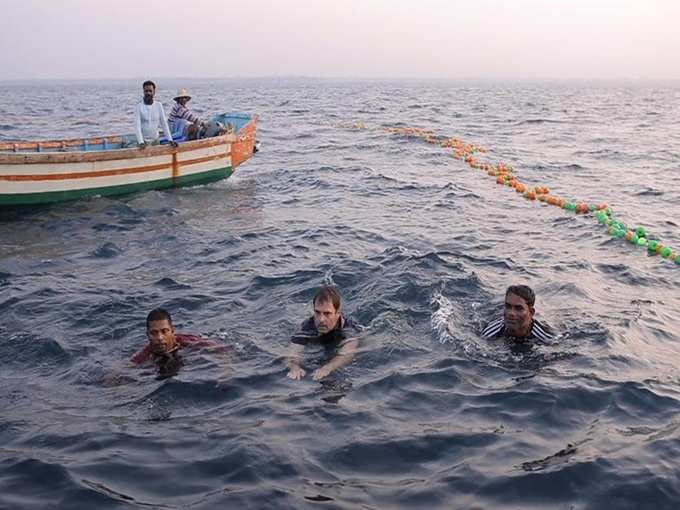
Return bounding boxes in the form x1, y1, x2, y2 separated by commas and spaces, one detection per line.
131, 308, 226, 379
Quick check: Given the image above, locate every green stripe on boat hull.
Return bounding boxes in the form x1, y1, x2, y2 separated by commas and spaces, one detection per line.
0, 166, 233, 206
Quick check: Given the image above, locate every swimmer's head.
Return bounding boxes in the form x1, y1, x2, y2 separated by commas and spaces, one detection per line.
504, 285, 535, 338
313, 286, 342, 334
146, 308, 178, 355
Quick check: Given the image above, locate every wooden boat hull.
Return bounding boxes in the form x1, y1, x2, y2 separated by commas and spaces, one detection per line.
0, 115, 257, 206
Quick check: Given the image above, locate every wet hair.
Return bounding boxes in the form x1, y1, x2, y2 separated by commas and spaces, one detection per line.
313, 285, 341, 311
146, 308, 172, 330
505, 285, 535, 308
142, 80, 156, 90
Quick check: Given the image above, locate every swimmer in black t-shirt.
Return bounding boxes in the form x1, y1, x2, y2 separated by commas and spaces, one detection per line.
286, 285, 359, 381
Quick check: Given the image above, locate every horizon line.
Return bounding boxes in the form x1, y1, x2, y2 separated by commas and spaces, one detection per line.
2, 75, 680, 84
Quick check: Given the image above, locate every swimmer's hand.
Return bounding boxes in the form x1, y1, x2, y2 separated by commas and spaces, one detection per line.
312, 365, 333, 381
287, 365, 306, 380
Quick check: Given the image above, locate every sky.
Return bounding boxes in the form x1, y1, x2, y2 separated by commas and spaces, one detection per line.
1, 0, 679, 81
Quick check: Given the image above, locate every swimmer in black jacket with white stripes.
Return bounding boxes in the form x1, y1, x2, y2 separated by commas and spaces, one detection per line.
482, 285, 554, 342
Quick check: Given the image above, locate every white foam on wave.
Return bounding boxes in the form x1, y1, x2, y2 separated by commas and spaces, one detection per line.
430, 292, 494, 359
430, 292, 456, 344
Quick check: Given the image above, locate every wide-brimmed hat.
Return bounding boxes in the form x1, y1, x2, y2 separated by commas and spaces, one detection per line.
173, 89, 192, 101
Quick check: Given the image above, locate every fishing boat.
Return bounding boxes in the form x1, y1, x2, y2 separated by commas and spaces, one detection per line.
0, 112, 257, 206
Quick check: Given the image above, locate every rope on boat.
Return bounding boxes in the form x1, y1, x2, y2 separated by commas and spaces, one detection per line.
338, 123, 680, 267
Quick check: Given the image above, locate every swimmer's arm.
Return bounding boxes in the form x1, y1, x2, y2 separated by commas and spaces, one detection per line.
286, 343, 306, 380
312, 337, 358, 381
130, 344, 152, 365
186, 337, 229, 361
196, 338, 229, 355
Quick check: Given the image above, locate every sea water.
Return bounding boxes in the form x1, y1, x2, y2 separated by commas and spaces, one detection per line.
1, 78, 680, 509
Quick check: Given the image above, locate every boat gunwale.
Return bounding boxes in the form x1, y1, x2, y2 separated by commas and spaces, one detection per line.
0, 115, 257, 166
0, 113, 258, 150
0, 134, 126, 152
0, 134, 239, 165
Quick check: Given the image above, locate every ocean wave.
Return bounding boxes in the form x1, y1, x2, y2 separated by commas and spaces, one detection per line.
1, 333, 71, 369
91, 242, 123, 258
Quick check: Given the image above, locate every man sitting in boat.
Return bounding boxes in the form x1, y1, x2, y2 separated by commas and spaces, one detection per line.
286, 285, 360, 381
168, 88, 205, 141
134, 80, 177, 149
131, 308, 225, 378
482, 285, 554, 342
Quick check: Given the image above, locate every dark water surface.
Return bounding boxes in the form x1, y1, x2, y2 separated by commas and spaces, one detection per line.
1, 78, 680, 509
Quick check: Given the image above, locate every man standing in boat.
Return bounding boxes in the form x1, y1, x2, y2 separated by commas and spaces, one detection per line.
482, 285, 554, 342
286, 285, 359, 381
134, 80, 177, 148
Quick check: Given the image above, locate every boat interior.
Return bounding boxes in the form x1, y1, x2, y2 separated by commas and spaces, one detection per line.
0, 112, 253, 153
